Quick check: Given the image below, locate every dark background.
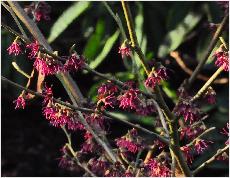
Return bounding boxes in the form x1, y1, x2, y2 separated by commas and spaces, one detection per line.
1, 1, 229, 176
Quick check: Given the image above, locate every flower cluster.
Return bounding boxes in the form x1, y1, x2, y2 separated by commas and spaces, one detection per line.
13, 95, 26, 109
203, 86, 216, 104
34, 55, 62, 75
88, 157, 109, 176
145, 159, 171, 177
33, 53, 85, 76
97, 81, 156, 116
42, 85, 84, 130
194, 139, 213, 154
7, 38, 22, 56
58, 145, 74, 169
24, 2, 51, 22
80, 131, 102, 154
181, 146, 194, 164
214, 49, 229, 71
26, 40, 40, 59
174, 98, 201, 124
8, 39, 85, 76
97, 81, 119, 110
145, 67, 168, 90
180, 125, 204, 141
116, 129, 143, 154
220, 123, 229, 145
118, 43, 131, 59
118, 88, 140, 110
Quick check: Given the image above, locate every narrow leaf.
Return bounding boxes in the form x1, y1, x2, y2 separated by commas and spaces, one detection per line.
89, 30, 119, 69
48, 1, 90, 43
83, 19, 105, 60
158, 11, 202, 58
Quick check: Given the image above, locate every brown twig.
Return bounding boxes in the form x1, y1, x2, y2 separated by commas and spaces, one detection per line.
192, 67, 224, 102
187, 15, 229, 88
1, 76, 169, 145
193, 145, 229, 175
186, 127, 215, 147
170, 51, 228, 84
121, 1, 192, 176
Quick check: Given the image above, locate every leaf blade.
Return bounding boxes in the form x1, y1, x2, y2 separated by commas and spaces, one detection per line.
48, 1, 90, 43
89, 30, 120, 69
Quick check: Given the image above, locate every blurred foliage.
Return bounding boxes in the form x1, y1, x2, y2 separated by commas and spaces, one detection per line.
1, 1, 228, 176
48, 1, 91, 43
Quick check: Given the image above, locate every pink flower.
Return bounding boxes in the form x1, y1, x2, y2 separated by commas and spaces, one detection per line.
181, 146, 194, 164
81, 132, 101, 154
42, 84, 53, 105
33, 56, 63, 75
98, 82, 118, 96
64, 53, 85, 72
145, 67, 168, 89
118, 46, 131, 58
13, 96, 26, 109
216, 152, 229, 161
67, 118, 85, 131
194, 139, 213, 154
97, 94, 117, 109
24, 2, 51, 22
214, 50, 229, 71
7, 40, 22, 56
116, 138, 139, 153
174, 98, 201, 124
136, 99, 156, 116
204, 87, 216, 104
88, 158, 109, 176
58, 145, 74, 169
145, 159, 171, 177
220, 123, 229, 145
118, 88, 140, 110
26, 41, 39, 59
180, 126, 204, 141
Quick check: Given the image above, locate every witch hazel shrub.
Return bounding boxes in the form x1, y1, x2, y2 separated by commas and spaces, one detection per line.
2, 1, 229, 177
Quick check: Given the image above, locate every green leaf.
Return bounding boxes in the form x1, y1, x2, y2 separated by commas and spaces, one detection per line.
134, 3, 147, 68
83, 19, 105, 60
89, 30, 119, 69
166, 2, 194, 30
158, 11, 202, 58
161, 81, 178, 103
48, 1, 90, 43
